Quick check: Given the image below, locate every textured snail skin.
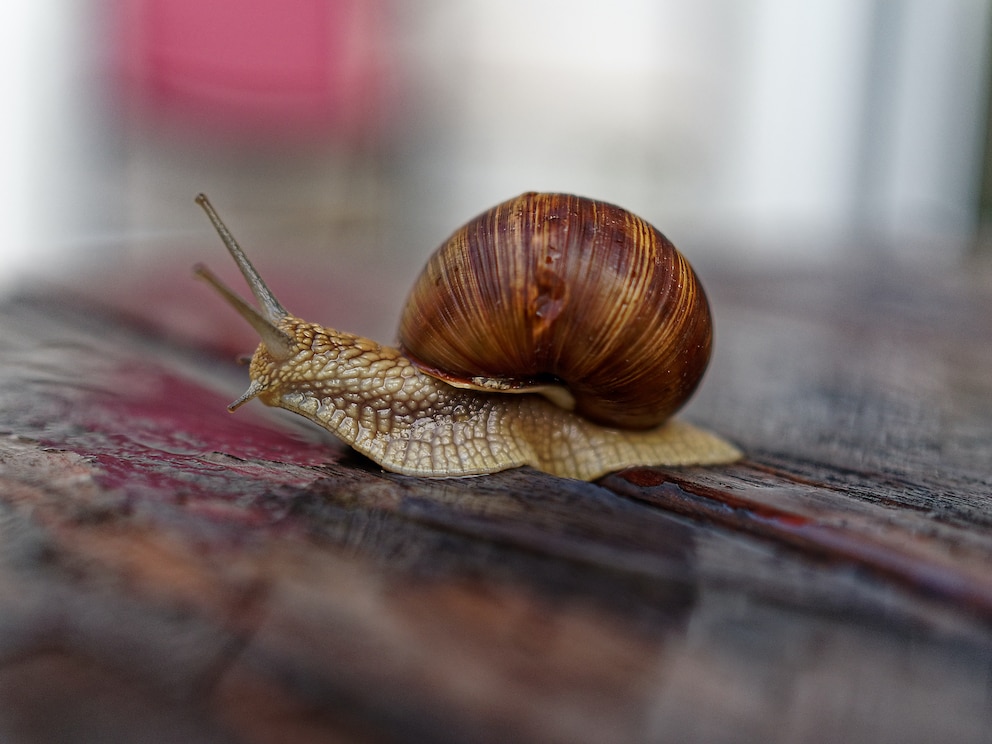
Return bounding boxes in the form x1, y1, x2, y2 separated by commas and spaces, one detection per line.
244, 317, 740, 479
194, 193, 741, 480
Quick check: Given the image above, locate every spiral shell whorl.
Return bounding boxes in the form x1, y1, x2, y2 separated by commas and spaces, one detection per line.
398, 192, 713, 429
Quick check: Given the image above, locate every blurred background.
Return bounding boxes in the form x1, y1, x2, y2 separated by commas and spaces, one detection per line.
1, 0, 990, 332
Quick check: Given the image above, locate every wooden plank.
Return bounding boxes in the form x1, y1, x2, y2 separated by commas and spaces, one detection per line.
0, 257, 990, 743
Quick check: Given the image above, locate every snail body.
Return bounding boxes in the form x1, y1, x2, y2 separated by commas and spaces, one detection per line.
194, 192, 740, 480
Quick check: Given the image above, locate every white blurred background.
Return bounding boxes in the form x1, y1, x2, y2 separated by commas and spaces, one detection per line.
1, 0, 990, 298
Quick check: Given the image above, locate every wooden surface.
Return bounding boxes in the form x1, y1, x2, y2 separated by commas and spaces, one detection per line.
0, 255, 991, 743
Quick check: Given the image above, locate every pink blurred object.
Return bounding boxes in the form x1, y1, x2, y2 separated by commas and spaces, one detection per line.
115, 0, 396, 144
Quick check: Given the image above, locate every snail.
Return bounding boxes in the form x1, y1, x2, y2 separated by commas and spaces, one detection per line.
193, 192, 740, 480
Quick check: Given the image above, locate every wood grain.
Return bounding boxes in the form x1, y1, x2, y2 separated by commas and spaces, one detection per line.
0, 257, 990, 743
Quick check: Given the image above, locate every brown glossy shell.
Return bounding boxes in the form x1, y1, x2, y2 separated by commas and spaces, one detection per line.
397, 192, 713, 429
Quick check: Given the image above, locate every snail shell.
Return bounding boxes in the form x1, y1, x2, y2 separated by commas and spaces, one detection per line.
399, 192, 712, 429
194, 192, 740, 480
